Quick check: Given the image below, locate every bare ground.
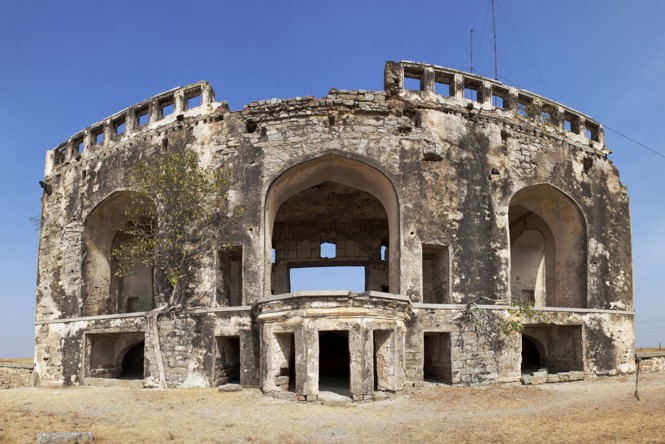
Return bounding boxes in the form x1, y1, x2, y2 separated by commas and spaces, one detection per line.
1, 372, 664, 444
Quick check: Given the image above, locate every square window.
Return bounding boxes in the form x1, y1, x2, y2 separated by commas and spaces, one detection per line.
187, 94, 202, 109
404, 76, 421, 91
93, 130, 104, 145
160, 102, 174, 118
320, 242, 336, 259
137, 109, 149, 127
435, 82, 451, 97
492, 94, 504, 108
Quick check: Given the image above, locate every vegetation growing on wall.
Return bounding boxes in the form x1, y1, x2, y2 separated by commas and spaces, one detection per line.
112, 147, 228, 388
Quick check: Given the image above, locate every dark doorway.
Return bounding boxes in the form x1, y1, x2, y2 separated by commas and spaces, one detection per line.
423, 333, 452, 384
120, 342, 144, 379
521, 336, 542, 373
319, 331, 350, 396
216, 336, 241, 385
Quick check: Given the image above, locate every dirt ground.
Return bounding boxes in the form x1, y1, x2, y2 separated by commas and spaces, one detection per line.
1, 372, 664, 444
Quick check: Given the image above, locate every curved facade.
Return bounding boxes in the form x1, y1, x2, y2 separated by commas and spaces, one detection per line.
34, 61, 634, 399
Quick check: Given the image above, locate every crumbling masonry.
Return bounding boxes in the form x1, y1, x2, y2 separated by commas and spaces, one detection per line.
34, 61, 635, 399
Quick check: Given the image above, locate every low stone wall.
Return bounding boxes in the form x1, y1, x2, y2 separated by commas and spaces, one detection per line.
639, 355, 665, 373
0, 363, 34, 389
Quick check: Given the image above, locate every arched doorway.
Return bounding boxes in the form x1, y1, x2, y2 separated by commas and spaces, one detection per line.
521, 336, 542, 373
265, 155, 400, 296
120, 341, 145, 379
83, 191, 155, 315
509, 184, 586, 308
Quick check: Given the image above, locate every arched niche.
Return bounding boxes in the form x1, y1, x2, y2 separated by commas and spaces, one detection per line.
265, 155, 400, 296
509, 184, 587, 308
82, 191, 155, 316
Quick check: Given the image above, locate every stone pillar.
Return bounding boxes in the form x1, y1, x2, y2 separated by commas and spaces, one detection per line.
422, 67, 435, 93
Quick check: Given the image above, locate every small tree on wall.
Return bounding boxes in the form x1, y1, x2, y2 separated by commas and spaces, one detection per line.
112, 146, 229, 388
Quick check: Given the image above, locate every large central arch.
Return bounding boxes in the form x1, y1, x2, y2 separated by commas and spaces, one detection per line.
264, 154, 400, 296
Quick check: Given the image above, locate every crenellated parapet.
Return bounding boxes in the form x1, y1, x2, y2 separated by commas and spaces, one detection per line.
385, 60, 605, 150
46, 81, 217, 174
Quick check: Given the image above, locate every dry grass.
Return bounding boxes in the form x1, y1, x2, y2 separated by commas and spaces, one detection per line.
1, 372, 664, 443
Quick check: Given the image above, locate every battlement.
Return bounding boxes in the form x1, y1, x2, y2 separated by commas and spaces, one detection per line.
49, 81, 216, 166
385, 61, 604, 147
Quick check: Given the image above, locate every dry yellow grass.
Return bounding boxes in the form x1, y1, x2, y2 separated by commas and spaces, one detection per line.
1, 372, 664, 443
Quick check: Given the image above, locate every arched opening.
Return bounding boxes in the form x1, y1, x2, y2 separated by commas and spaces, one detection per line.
83, 191, 155, 316
319, 331, 350, 396
521, 336, 542, 373
265, 155, 399, 295
120, 341, 145, 379
509, 184, 586, 308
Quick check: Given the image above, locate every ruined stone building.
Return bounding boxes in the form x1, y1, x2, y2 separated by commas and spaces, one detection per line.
34, 61, 635, 400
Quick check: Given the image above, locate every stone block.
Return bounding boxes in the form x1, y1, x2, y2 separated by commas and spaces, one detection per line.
569, 371, 584, 381
218, 383, 242, 392
546, 373, 561, 383
559, 372, 572, 382
37, 432, 94, 443
531, 371, 547, 385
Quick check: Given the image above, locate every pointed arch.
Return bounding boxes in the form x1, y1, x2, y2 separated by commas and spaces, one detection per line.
82, 191, 155, 315
508, 184, 587, 308
264, 154, 400, 296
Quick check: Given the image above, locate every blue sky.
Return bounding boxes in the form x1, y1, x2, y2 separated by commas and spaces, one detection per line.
1, 0, 663, 357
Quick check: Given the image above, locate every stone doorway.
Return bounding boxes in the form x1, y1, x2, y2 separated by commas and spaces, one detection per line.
319, 331, 350, 397
215, 336, 241, 385
423, 332, 452, 384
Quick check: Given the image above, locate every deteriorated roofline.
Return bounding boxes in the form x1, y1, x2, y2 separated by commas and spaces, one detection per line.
48, 60, 607, 168
386, 61, 605, 148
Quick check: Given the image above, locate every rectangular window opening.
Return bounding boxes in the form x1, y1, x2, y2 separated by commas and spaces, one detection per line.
215, 336, 240, 385
464, 87, 478, 102
464, 80, 482, 102
186, 93, 202, 110
93, 129, 104, 145
491, 87, 508, 109
271, 247, 277, 264
74, 138, 84, 153
423, 332, 452, 384
434, 72, 453, 97
380, 244, 388, 262
289, 266, 365, 292
585, 123, 600, 142
137, 109, 149, 127
404, 74, 422, 92
518, 96, 533, 117
492, 94, 505, 109
160, 101, 174, 119
114, 118, 126, 136
219, 246, 243, 306
422, 244, 450, 304
320, 242, 336, 259
564, 113, 579, 134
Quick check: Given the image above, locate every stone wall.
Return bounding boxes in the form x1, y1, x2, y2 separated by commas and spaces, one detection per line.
0, 364, 33, 389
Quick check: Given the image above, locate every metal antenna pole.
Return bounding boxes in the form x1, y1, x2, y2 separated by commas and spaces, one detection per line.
491, 0, 498, 80
470, 28, 474, 73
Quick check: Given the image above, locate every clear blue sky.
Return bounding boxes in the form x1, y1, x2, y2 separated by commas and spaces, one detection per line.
1, 0, 663, 357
